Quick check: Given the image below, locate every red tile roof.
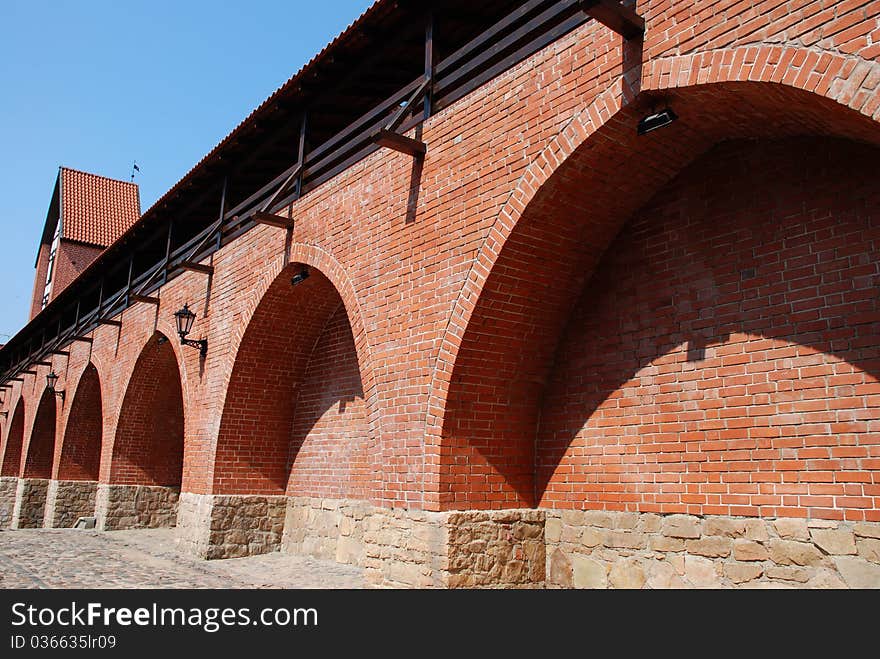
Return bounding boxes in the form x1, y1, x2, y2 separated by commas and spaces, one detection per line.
59, 167, 141, 247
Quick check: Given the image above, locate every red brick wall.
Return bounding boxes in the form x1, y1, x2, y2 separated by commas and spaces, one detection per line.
537, 136, 880, 522
288, 303, 375, 499
1, 399, 25, 476
109, 334, 184, 486
2, 1, 877, 520
642, 0, 880, 61
57, 363, 102, 481
52, 241, 102, 304
23, 390, 56, 479
214, 265, 373, 497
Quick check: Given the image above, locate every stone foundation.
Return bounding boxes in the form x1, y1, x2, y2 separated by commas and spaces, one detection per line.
362, 507, 546, 588
282, 498, 545, 588
0, 476, 17, 527
545, 510, 880, 589
85, 490, 880, 588
282, 497, 371, 566
174, 494, 545, 588
44, 480, 98, 528
176, 492, 286, 559
11, 478, 50, 528
95, 484, 180, 531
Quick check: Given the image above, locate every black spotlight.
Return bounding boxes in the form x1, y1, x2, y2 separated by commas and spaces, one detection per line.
637, 107, 678, 136
291, 268, 310, 287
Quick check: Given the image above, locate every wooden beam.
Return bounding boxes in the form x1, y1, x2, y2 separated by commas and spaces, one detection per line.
253, 211, 295, 229
384, 78, 431, 133
97, 319, 123, 328
258, 163, 303, 214
52, 351, 70, 357
580, 0, 644, 39
425, 13, 434, 120
71, 336, 94, 344
7, 378, 23, 382
373, 129, 427, 157
176, 262, 214, 276
21, 371, 37, 376
34, 361, 52, 367
129, 293, 160, 306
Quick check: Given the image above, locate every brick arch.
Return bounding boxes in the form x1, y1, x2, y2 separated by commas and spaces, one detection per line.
217, 242, 379, 443
213, 261, 377, 498
533, 135, 880, 521
23, 389, 57, 479
57, 363, 102, 481
641, 46, 880, 122
425, 45, 880, 511
1, 398, 25, 476
108, 332, 184, 486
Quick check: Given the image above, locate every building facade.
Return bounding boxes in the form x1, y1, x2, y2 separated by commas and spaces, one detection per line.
28, 168, 140, 321
1, 0, 879, 588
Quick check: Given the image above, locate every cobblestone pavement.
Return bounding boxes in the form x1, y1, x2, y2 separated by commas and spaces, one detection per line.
0, 528, 366, 589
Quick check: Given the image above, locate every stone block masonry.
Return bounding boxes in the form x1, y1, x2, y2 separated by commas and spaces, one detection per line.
546, 511, 880, 589
176, 496, 545, 589
44, 480, 97, 529
280, 499, 545, 588
176, 493, 287, 559
282, 497, 370, 567
95, 485, 179, 531
359, 506, 545, 588
11, 479, 50, 529
0, 476, 17, 527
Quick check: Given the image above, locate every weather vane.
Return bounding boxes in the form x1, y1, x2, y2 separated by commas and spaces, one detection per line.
130, 161, 140, 182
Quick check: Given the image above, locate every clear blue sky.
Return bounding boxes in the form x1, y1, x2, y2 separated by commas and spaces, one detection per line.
0, 0, 373, 342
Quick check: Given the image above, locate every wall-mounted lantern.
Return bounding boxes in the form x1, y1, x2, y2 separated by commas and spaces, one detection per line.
174, 304, 208, 357
46, 371, 65, 403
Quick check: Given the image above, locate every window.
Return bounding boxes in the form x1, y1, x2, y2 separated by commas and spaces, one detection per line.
41, 218, 61, 309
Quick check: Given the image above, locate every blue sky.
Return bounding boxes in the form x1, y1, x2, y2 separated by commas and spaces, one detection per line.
0, 0, 373, 341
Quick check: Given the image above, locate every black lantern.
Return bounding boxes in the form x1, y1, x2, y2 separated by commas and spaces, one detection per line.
174, 303, 196, 338
46, 371, 65, 402
174, 303, 208, 357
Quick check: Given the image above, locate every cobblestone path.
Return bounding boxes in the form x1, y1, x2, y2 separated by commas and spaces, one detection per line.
0, 528, 366, 589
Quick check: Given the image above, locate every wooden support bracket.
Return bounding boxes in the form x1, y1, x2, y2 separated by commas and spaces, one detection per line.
176, 261, 215, 276
71, 336, 94, 344
34, 361, 52, 367
21, 370, 37, 376
129, 293, 161, 306
374, 128, 427, 157
253, 211, 295, 229
580, 0, 645, 39
97, 319, 123, 328
52, 351, 70, 357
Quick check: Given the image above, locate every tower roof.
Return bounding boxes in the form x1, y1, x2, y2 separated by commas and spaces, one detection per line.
56, 167, 141, 247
